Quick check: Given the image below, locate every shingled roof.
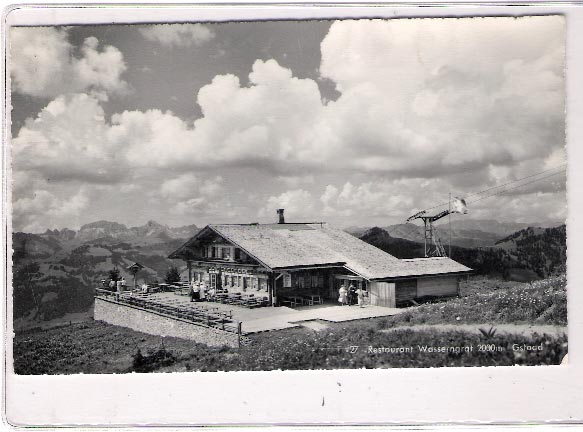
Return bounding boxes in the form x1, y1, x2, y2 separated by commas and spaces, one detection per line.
172, 223, 471, 280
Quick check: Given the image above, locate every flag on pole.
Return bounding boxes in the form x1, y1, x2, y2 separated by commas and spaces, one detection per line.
451, 196, 468, 214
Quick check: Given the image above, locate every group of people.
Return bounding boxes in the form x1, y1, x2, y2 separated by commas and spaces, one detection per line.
106, 278, 127, 293
338, 283, 365, 307
190, 280, 215, 302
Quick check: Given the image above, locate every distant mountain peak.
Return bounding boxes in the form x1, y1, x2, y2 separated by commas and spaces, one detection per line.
80, 220, 128, 231
143, 220, 165, 228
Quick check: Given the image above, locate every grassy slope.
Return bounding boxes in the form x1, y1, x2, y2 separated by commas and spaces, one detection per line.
385, 273, 567, 327
13, 319, 567, 374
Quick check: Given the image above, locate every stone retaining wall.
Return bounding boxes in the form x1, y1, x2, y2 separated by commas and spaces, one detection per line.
94, 297, 240, 348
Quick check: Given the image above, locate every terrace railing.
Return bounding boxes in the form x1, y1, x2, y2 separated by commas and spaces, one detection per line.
95, 288, 244, 342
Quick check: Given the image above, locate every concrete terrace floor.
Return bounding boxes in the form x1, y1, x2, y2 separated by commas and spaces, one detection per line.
148, 292, 404, 334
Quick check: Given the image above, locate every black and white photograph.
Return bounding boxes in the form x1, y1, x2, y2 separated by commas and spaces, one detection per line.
7, 14, 568, 376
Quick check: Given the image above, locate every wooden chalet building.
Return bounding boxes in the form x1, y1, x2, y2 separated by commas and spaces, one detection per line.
168, 211, 472, 308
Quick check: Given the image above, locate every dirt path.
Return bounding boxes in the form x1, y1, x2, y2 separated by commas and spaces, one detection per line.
382, 323, 567, 337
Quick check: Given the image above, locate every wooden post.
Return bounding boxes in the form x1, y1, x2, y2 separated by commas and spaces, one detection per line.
187, 261, 192, 283
448, 192, 452, 258
237, 322, 242, 348
268, 274, 275, 306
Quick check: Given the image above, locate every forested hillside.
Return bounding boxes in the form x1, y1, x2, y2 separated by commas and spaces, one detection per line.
11, 221, 199, 327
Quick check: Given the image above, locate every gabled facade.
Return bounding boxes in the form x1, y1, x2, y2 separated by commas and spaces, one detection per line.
168, 222, 472, 308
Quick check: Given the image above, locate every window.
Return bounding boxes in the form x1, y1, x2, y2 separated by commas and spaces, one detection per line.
283, 274, 291, 288
201, 247, 207, 258
235, 248, 241, 260
210, 246, 216, 258
221, 247, 230, 260
243, 277, 248, 290
259, 278, 267, 291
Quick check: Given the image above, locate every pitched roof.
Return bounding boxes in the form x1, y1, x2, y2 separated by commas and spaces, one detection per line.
180, 223, 471, 280
392, 257, 472, 278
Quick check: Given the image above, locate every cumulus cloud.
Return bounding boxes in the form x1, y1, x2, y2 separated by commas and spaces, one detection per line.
12, 93, 123, 184
13, 18, 566, 183
10, 17, 566, 230
160, 173, 200, 200
264, 176, 566, 229
13, 187, 89, 233
158, 173, 228, 218
139, 24, 215, 47
10, 28, 128, 98
260, 189, 316, 221
119, 17, 564, 186
317, 16, 565, 182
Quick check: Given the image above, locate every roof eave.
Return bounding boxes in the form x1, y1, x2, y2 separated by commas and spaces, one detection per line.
369, 269, 473, 281
342, 265, 372, 281
272, 262, 347, 271
168, 225, 215, 260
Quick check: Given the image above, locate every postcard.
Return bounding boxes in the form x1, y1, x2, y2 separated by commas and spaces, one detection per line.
3, 3, 582, 427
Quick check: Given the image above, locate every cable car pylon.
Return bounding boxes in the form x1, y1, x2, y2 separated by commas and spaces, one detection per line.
407, 197, 468, 258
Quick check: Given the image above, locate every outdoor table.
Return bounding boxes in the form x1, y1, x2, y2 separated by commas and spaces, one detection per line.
280, 296, 303, 307
302, 294, 322, 305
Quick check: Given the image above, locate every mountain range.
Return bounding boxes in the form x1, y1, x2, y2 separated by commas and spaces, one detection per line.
42, 220, 199, 245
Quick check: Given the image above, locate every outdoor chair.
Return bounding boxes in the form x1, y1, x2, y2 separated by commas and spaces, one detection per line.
259, 297, 269, 307
301, 296, 314, 306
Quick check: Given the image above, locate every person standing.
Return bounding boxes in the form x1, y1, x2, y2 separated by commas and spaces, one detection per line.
338, 284, 348, 306
109, 279, 116, 292
348, 283, 357, 306
116, 279, 123, 293
356, 286, 365, 308
208, 286, 216, 301
191, 281, 200, 302
190, 280, 198, 302
199, 282, 206, 301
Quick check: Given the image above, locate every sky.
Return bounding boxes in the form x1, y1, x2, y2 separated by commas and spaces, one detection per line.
9, 17, 567, 233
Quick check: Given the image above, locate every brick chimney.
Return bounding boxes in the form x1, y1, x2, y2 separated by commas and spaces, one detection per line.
277, 208, 285, 224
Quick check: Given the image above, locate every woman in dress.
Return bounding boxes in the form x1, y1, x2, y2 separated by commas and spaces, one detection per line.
356, 286, 365, 308
338, 284, 348, 306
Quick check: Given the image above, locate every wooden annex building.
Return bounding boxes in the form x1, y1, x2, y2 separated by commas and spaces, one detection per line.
168, 212, 472, 308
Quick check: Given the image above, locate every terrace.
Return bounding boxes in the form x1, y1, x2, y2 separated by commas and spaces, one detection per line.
96, 284, 404, 335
